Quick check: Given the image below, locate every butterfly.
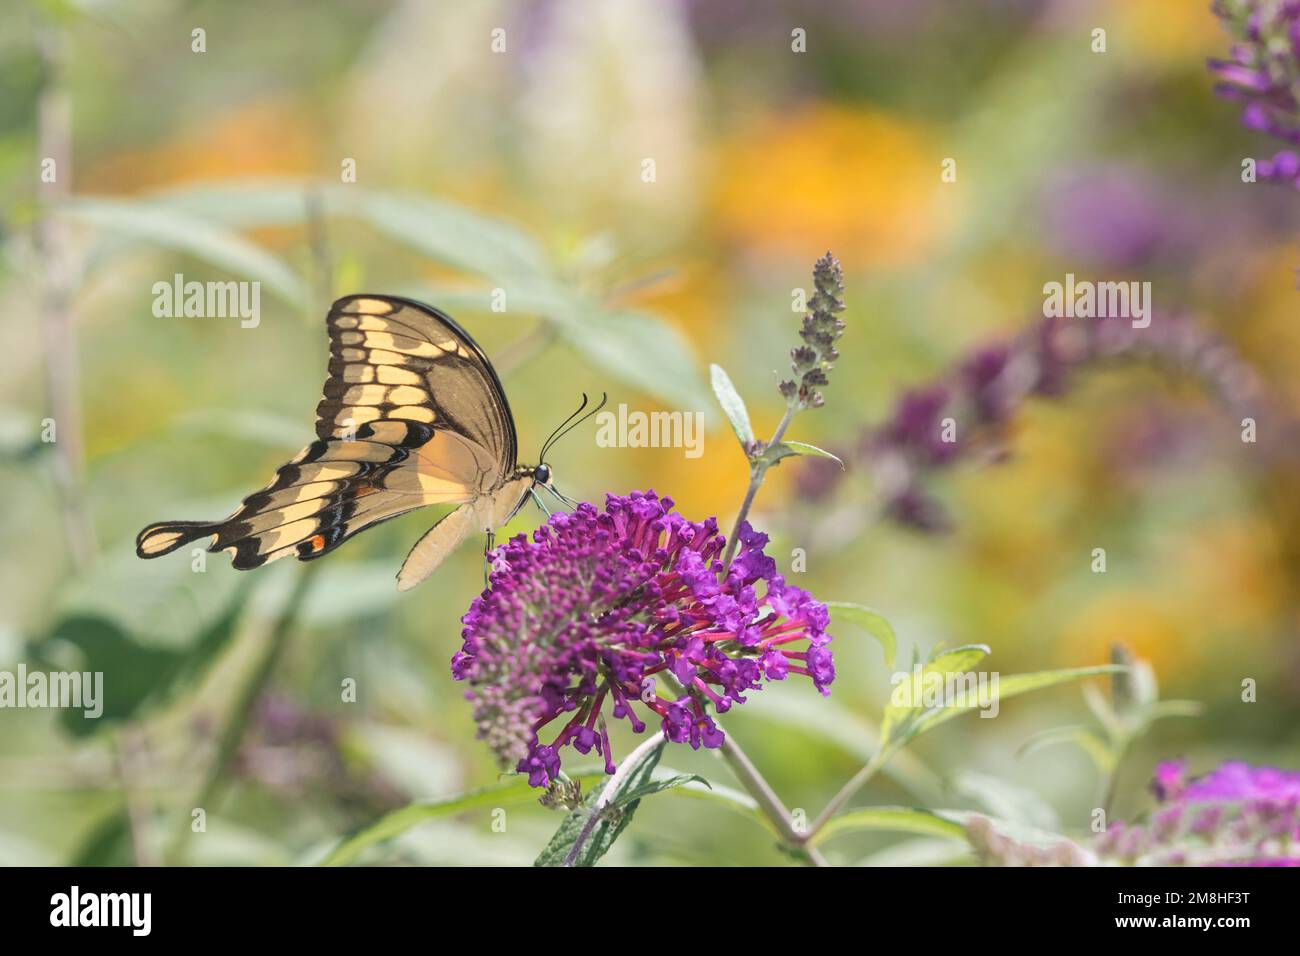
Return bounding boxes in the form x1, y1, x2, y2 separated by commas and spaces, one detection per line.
136, 294, 602, 590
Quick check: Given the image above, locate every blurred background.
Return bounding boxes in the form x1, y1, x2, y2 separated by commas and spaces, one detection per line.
2, 0, 1299, 866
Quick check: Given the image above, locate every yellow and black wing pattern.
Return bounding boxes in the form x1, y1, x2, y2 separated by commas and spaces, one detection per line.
136, 295, 518, 570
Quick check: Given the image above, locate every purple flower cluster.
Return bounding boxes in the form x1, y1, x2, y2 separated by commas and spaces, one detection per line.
452, 491, 834, 788
967, 759, 1300, 866
1209, 0, 1300, 187
1094, 760, 1300, 866
798, 312, 1266, 531
779, 252, 845, 410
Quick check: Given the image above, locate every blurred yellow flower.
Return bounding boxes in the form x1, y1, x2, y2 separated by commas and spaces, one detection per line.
1109, 0, 1225, 64
712, 105, 948, 268
1061, 591, 1192, 680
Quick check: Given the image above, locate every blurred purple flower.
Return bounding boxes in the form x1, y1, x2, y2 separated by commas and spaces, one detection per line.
803, 311, 1267, 532
1108, 759, 1300, 866
452, 491, 834, 789
1039, 167, 1187, 267
1153, 758, 1300, 803
1210, 0, 1300, 186
970, 759, 1300, 866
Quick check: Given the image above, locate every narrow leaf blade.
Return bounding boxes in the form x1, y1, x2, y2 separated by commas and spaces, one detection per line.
826, 601, 896, 669
709, 363, 755, 450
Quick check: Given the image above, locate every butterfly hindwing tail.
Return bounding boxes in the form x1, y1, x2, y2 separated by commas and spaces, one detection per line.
135, 520, 222, 559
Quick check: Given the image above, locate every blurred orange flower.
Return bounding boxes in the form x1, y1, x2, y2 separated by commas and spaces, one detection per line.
81, 99, 317, 194
712, 104, 949, 267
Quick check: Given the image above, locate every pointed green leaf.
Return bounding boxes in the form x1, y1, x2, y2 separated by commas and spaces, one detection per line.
881, 644, 991, 741
1017, 725, 1116, 774
709, 363, 754, 451
611, 773, 710, 809
57, 197, 307, 306
913, 664, 1126, 738
352, 190, 550, 281
825, 601, 896, 669
536, 738, 665, 867
760, 440, 844, 470
810, 806, 968, 846
320, 771, 606, 866
781, 440, 844, 467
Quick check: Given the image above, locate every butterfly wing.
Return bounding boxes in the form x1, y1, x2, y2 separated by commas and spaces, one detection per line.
137, 295, 518, 569
396, 474, 533, 590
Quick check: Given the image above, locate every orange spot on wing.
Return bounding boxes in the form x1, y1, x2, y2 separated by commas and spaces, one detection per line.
308, 534, 326, 553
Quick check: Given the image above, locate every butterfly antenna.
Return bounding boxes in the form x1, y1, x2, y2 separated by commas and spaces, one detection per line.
538, 393, 589, 463
539, 392, 608, 462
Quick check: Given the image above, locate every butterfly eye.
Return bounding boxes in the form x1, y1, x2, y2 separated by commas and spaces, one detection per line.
533, 464, 552, 484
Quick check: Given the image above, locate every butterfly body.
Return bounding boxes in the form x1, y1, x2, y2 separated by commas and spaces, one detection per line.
137, 294, 559, 590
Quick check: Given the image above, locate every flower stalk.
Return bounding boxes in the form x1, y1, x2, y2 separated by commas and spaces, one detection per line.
722, 252, 844, 568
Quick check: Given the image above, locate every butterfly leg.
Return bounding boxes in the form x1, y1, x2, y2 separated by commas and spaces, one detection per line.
482, 529, 496, 588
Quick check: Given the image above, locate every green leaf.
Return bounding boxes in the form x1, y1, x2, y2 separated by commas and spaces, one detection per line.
709, 364, 754, 451
758, 441, 844, 471
397, 278, 578, 320
853, 837, 971, 867
611, 773, 710, 809
948, 770, 1061, 831
810, 806, 968, 846
940, 810, 1084, 855
57, 197, 307, 306
881, 643, 991, 741
772, 440, 844, 468
405, 280, 713, 413
655, 777, 775, 832
535, 738, 665, 867
320, 772, 605, 866
149, 178, 320, 228
825, 601, 896, 669
144, 180, 550, 281
69, 810, 134, 866
1147, 699, 1205, 722
352, 190, 549, 281
1017, 725, 1116, 774
30, 572, 252, 734
926, 643, 992, 670
912, 664, 1126, 739
131, 180, 714, 411
556, 309, 712, 413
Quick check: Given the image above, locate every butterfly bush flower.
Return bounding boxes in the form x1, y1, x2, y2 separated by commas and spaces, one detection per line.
1093, 760, 1300, 866
452, 491, 834, 788
1209, 0, 1300, 186
797, 312, 1267, 530
966, 759, 1300, 866
780, 252, 845, 410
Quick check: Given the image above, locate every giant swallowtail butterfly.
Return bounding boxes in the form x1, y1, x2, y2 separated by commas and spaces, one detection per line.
136, 294, 597, 590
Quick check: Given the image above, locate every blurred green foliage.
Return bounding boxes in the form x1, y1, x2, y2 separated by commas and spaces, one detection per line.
3, 0, 1299, 866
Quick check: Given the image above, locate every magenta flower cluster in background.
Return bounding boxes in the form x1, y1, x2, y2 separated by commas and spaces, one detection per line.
969, 759, 1300, 866
1210, 0, 1300, 187
1095, 759, 1300, 866
452, 492, 834, 789
798, 312, 1267, 532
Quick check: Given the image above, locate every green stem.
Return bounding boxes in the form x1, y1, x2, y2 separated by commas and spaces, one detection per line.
168, 564, 318, 861
35, 23, 95, 571
1100, 731, 1132, 819
721, 405, 797, 568
563, 733, 665, 867
804, 744, 896, 842
662, 673, 827, 866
